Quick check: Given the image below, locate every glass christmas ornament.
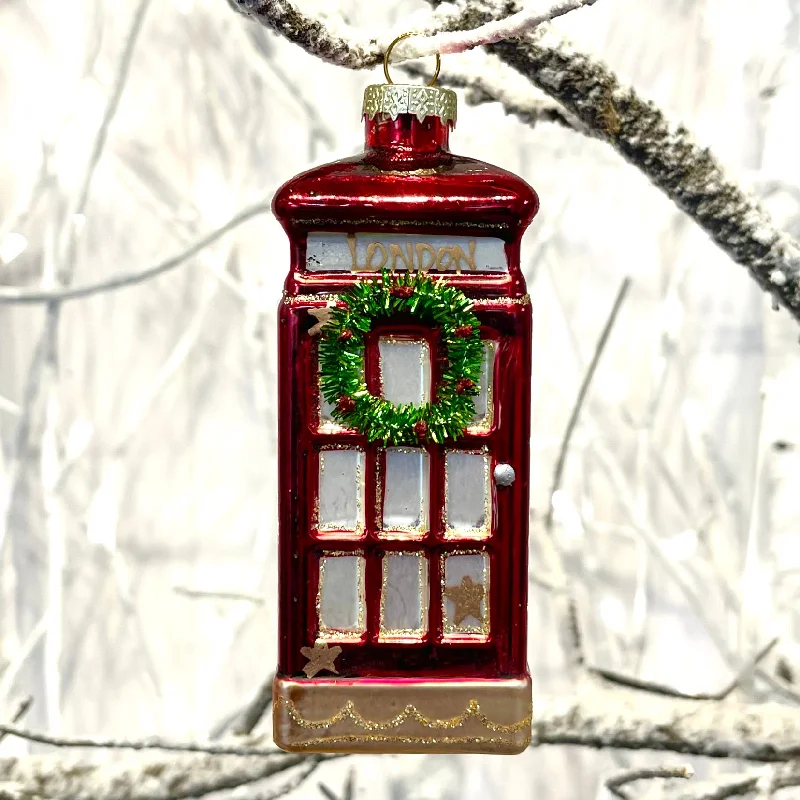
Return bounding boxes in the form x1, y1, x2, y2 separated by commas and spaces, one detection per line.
272, 38, 539, 755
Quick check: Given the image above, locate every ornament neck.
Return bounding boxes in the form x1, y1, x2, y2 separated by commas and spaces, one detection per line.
364, 113, 451, 168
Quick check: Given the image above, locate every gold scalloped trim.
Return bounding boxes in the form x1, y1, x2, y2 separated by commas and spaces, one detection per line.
274, 696, 531, 733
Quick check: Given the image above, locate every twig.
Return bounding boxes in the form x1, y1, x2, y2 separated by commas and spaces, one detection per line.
0, 698, 33, 745
318, 768, 356, 800
244, 757, 325, 800
318, 783, 339, 800
0, 199, 272, 304
606, 764, 693, 799
546, 277, 632, 531
666, 765, 800, 800
592, 637, 779, 700
590, 432, 800, 705
40, 188, 65, 736
58, 0, 154, 283
173, 586, 265, 605
232, 673, 276, 736
0, 722, 281, 756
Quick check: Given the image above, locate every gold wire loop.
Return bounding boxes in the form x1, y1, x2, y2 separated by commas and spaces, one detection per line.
383, 32, 441, 87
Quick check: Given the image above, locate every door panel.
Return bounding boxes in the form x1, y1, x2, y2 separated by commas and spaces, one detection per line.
284, 305, 529, 679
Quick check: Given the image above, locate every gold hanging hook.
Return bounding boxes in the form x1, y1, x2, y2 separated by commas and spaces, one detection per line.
383, 32, 441, 87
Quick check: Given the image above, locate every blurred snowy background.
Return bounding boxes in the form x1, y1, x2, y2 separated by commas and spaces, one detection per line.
1, 0, 800, 798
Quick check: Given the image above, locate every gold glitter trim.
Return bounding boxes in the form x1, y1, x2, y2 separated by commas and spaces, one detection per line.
275, 696, 529, 733
283, 293, 529, 307
471, 294, 531, 307
283, 293, 341, 306
441, 550, 490, 636
362, 84, 457, 125
316, 551, 366, 641
379, 551, 429, 638
292, 218, 510, 233
443, 448, 492, 539
288, 734, 526, 749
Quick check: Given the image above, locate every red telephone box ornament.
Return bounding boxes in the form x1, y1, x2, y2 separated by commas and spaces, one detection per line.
272, 43, 539, 755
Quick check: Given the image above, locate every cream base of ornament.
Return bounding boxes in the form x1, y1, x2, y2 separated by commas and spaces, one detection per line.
273, 675, 532, 754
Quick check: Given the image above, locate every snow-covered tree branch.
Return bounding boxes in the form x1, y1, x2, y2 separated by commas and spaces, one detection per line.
229, 0, 800, 326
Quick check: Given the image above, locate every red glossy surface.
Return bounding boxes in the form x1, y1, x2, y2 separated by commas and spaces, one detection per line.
273, 110, 539, 681
364, 114, 451, 167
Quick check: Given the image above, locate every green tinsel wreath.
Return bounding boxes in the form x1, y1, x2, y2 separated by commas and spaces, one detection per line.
318, 270, 484, 445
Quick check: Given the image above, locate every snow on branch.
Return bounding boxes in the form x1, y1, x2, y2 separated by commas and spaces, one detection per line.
485, 25, 800, 324
401, 53, 584, 133
0, 745, 318, 800
605, 763, 693, 799
226, 0, 800, 326
227, 0, 598, 66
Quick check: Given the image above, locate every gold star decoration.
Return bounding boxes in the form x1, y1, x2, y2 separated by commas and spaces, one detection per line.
443, 575, 485, 626
308, 305, 334, 336
300, 642, 342, 678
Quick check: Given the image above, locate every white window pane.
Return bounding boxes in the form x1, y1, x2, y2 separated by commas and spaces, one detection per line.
442, 552, 489, 634
318, 449, 364, 532
318, 554, 365, 636
445, 451, 491, 536
382, 448, 429, 533
381, 552, 428, 636
306, 232, 508, 274
470, 341, 496, 427
379, 338, 430, 406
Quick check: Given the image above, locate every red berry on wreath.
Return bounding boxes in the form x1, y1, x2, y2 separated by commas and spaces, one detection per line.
338, 328, 353, 342
455, 378, 475, 395
413, 420, 429, 438
390, 285, 414, 298
454, 324, 474, 337
336, 396, 356, 413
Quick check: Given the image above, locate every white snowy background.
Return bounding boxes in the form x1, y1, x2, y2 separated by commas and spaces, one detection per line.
1, 0, 800, 798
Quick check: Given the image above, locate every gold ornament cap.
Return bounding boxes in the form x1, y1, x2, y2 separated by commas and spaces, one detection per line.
363, 32, 456, 125
362, 84, 457, 125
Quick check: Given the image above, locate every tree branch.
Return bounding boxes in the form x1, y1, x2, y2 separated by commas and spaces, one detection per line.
229, 0, 598, 65
482, 22, 800, 322
546, 277, 631, 532
606, 764, 693, 800
0, 747, 318, 800
668, 763, 800, 800
0, 724, 280, 756
592, 636, 780, 702
0, 199, 271, 305
226, 0, 800, 324
401, 55, 584, 133
232, 672, 276, 736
